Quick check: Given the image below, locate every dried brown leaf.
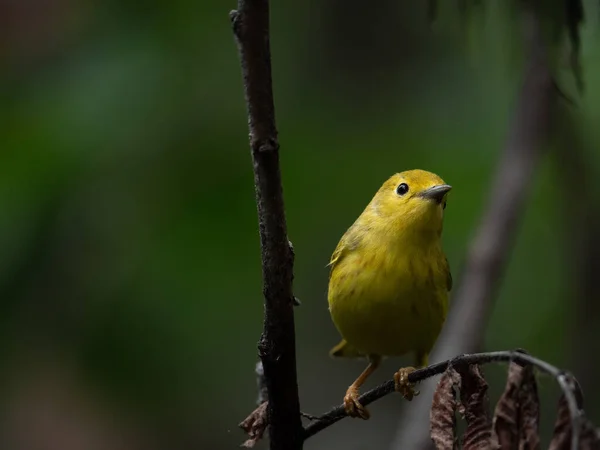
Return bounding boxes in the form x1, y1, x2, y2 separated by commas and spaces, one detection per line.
517, 365, 540, 450
456, 364, 496, 450
549, 395, 571, 450
239, 401, 269, 448
579, 416, 600, 450
493, 362, 521, 449
549, 376, 586, 450
430, 366, 461, 450
549, 402, 600, 450
492, 362, 540, 450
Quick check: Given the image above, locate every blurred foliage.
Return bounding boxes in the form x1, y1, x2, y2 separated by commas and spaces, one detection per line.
2, 0, 600, 449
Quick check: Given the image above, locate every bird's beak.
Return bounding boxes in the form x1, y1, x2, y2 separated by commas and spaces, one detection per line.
419, 184, 452, 203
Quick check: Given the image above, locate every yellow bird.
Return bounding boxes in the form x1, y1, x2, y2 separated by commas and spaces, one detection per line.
328, 169, 452, 419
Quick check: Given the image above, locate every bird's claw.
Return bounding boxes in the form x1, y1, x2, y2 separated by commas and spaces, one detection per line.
394, 367, 419, 401
343, 387, 370, 419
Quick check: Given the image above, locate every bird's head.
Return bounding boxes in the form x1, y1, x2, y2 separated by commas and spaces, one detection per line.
369, 169, 451, 236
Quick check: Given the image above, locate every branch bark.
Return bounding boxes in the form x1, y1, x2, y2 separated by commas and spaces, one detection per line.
391, 7, 557, 450
230, 2, 303, 450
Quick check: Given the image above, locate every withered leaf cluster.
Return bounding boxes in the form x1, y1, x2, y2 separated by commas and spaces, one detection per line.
239, 401, 269, 448
430, 362, 600, 450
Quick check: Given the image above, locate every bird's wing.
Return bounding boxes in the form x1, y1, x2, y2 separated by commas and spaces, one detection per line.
327, 223, 362, 277
327, 237, 346, 277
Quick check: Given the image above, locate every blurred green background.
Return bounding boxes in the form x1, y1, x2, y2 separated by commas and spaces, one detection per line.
2, 0, 600, 449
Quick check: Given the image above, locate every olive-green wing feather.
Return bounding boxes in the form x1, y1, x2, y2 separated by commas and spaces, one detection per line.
327, 224, 360, 277
327, 238, 345, 271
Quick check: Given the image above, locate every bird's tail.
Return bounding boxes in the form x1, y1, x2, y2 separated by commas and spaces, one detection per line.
329, 339, 363, 358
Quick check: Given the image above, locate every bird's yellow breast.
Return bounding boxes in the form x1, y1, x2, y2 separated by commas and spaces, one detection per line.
328, 235, 449, 357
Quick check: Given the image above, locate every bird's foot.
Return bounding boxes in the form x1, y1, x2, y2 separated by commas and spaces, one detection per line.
394, 366, 419, 401
343, 386, 370, 419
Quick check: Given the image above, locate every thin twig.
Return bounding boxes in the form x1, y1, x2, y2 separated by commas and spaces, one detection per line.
391, 6, 557, 449
302, 350, 583, 447
230, 1, 303, 449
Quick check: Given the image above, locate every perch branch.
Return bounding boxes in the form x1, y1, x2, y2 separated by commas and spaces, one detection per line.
391, 7, 557, 450
303, 350, 583, 449
230, 1, 303, 449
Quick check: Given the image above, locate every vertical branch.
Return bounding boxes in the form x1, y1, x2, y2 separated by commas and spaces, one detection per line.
391, 7, 557, 450
230, 2, 303, 450
433, 6, 555, 358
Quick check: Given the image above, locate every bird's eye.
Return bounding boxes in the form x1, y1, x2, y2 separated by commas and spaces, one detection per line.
396, 183, 409, 196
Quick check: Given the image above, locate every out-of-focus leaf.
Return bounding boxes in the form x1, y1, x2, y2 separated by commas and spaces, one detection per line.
456, 364, 495, 450
427, 0, 438, 23
430, 366, 461, 450
565, 0, 585, 93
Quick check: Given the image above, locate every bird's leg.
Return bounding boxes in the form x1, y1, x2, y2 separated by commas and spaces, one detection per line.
344, 355, 381, 420
394, 352, 428, 401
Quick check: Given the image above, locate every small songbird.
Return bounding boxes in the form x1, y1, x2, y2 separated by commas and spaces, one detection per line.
327, 169, 452, 419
